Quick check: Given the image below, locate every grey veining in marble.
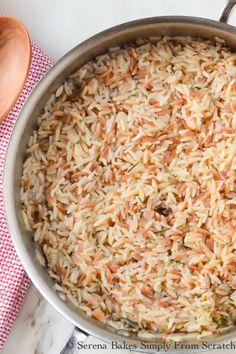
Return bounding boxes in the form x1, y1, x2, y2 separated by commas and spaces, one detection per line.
2, 285, 73, 354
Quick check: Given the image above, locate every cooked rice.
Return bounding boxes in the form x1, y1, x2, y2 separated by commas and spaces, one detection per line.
21, 36, 236, 339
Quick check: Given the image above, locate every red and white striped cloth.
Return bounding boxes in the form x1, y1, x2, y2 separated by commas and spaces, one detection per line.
0, 42, 53, 351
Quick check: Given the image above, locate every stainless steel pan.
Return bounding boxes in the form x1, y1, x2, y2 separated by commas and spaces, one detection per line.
4, 1, 236, 353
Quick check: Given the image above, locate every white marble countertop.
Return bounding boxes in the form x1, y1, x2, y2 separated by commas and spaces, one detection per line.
2, 0, 236, 353
0, 0, 234, 62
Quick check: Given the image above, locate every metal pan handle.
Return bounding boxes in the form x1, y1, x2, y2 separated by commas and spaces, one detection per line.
59, 327, 88, 354
220, 0, 236, 22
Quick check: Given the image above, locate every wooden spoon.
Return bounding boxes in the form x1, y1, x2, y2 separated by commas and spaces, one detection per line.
0, 16, 31, 123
